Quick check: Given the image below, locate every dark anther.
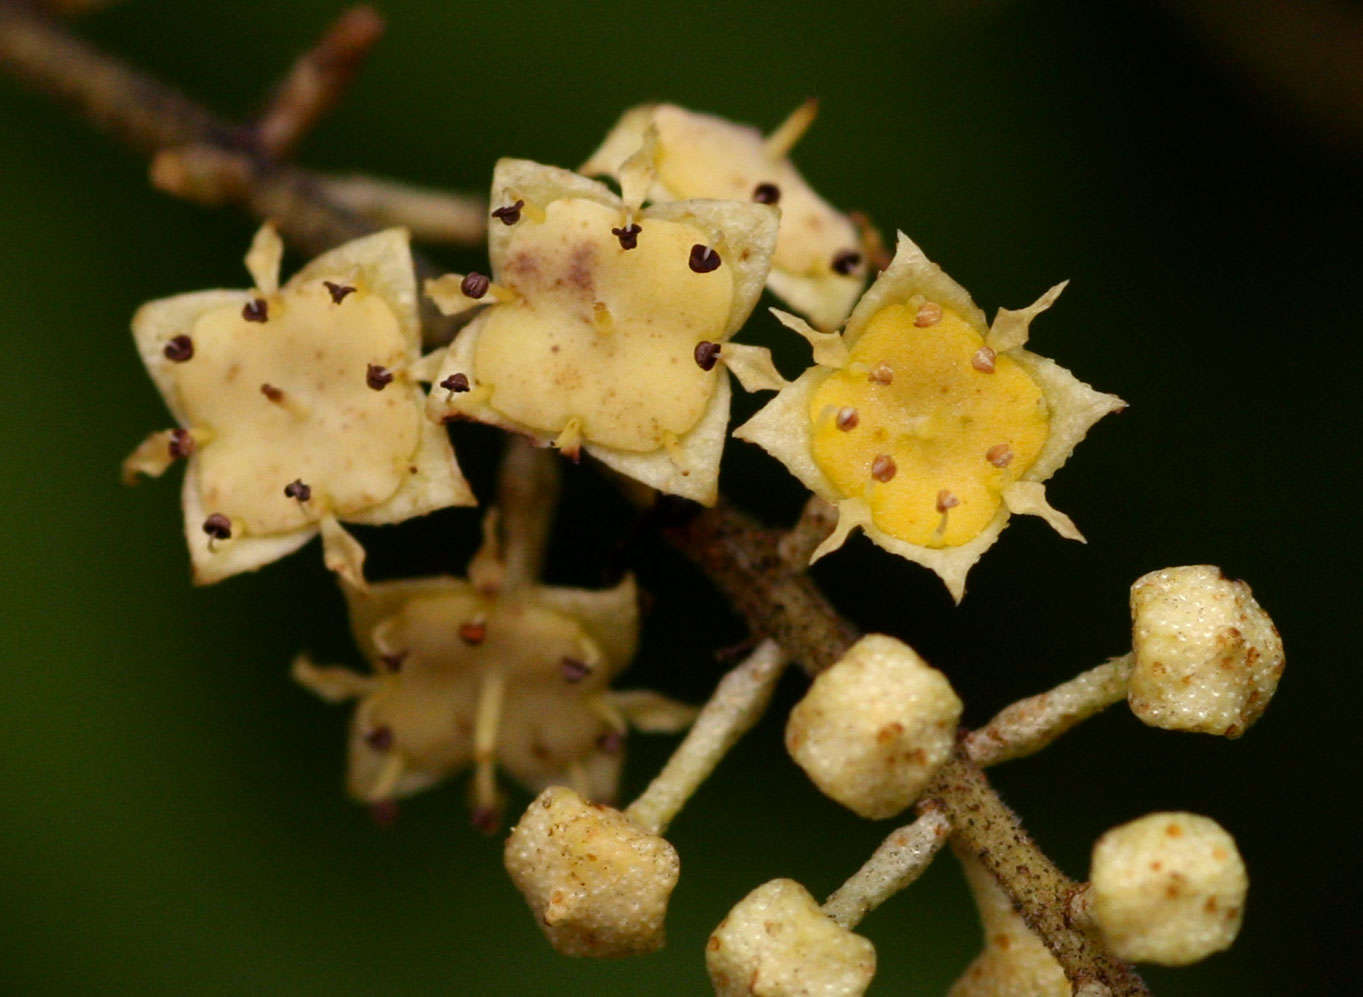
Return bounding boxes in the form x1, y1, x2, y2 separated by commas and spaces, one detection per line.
835, 407, 859, 431
458, 621, 487, 646
242, 298, 269, 323
283, 479, 311, 502
163, 335, 194, 362
491, 199, 524, 225
167, 428, 195, 459
379, 651, 408, 673
323, 281, 357, 305
202, 513, 232, 541
260, 383, 284, 402
936, 489, 961, 512
596, 730, 625, 754
366, 363, 394, 390
440, 372, 471, 394
460, 272, 491, 299
689, 244, 722, 273
611, 223, 642, 250
693, 340, 722, 371
753, 182, 781, 205
831, 250, 862, 275
560, 657, 592, 682
364, 725, 394, 752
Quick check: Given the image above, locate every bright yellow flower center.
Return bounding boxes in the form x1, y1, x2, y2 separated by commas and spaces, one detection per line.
807, 302, 1049, 547
475, 198, 733, 452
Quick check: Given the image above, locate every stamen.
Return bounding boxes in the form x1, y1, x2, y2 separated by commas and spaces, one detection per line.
163, 335, 194, 362
560, 657, 592, 682
323, 281, 356, 304
440, 372, 471, 395
491, 199, 524, 225
379, 651, 407, 673
868, 363, 893, 385
167, 428, 195, 458
458, 620, 487, 646
914, 302, 942, 327
283, 478, 312, 502
871, 455, 897, 483
971, 346, 997, 373
985, 444, 1014, 468
366, 364, 394, 390
693, 340, 722, 371
364, 725, 394, 752
242, 298, 269, 323
689, 244, 722, 273
610, 223, 641, 250
460, 272, 491, 299
936, 490, 960, 513
835, 407, 859, 431
202, 513, 232, 541
752, 182, 781, 205
831, 250, 862, 275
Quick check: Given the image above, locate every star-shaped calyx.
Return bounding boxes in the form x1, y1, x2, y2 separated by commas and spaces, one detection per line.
736, 232, 1125, 601
425, 157, 784, 504
581, 101, 868, 331
124, 224, 474, 585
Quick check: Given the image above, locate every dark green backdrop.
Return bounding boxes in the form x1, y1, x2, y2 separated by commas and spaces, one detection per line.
1, 1, 1356, 993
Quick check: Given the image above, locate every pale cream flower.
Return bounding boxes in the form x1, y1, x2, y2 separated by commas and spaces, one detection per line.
426, 158, 782, 504
124, 224, 474, 586
294, 510, 694, 819
736, 232, 1125, 601
582, 101, 867, 331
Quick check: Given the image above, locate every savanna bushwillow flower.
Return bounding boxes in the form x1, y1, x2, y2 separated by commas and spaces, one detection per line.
736, 232, 1126, 601
123, 224, 474, 586
426, 157, 784, 505
293, 510, 695, 824
581, 101, 867, 332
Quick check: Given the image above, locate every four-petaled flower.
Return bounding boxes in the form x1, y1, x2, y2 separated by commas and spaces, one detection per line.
426, 158, 783, 504
736, 233, 1125, 601
294, 510, 696, 822
124, 224, 474, 585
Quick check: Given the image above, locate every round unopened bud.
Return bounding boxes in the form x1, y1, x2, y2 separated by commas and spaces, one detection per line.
504, 786, 679, 958
1129, 565, 1283, 737
1089, 812, 1247, 966
706, 879, 875, 997
786, 635, 961, 820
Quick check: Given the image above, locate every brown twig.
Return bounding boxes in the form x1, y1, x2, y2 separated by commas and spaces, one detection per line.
0, 1, 477, 345
255, 5, 385, 159
0, 4, 1147, 990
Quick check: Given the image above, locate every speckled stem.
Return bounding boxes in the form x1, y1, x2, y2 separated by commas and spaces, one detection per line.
665, 502, 1148, 993
964, 654, 1135, 768
922, 751, 1150, 995
821, 808, 952, 929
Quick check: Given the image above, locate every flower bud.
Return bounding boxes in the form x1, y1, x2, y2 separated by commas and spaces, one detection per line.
504, 786, 679, 957
786, 634, 961, 819
1128, 565, 1283, 737
1089, 812, 1247, 966
706, 878, 875, 996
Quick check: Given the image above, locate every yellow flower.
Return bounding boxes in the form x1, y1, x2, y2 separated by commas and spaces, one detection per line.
736, 233, 1125, 601
582, 101, 866, 332
426, 158, 783, 504
123, 224, 474, 586
294, 511, 695, 823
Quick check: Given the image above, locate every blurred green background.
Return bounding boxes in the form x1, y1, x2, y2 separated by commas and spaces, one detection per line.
1, 0, 1357, 993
